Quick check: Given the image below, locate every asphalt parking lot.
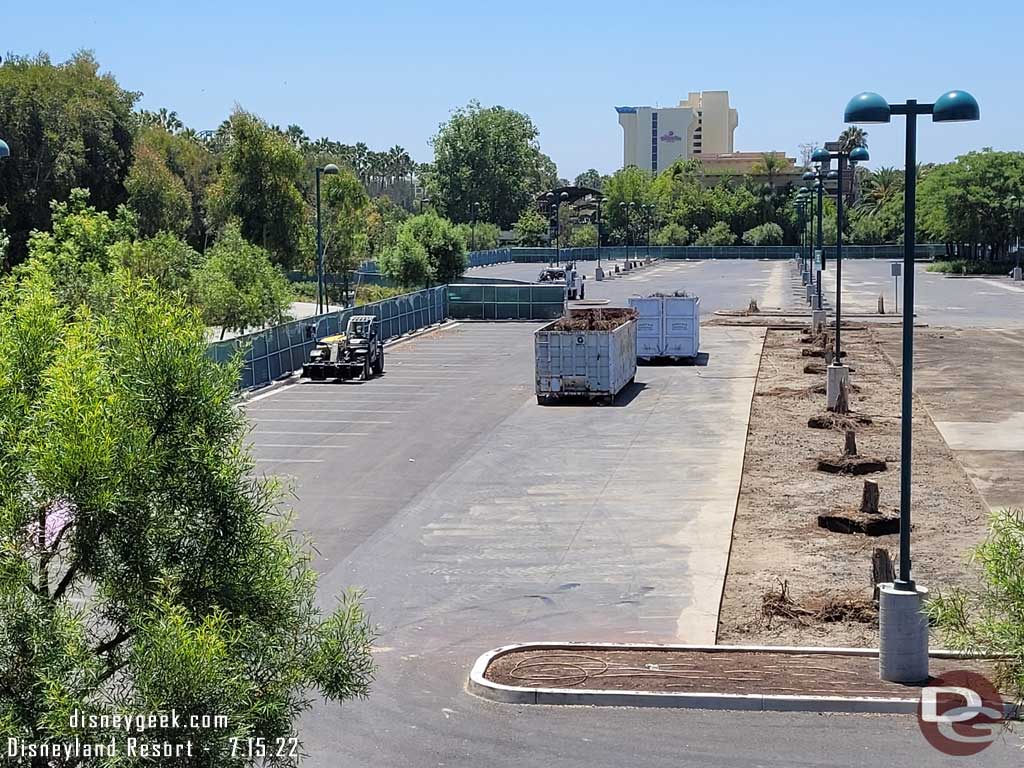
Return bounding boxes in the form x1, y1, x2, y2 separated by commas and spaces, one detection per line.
243, 263, 1024, 767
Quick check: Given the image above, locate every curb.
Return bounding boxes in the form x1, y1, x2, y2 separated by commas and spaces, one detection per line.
467, 642, 996, 715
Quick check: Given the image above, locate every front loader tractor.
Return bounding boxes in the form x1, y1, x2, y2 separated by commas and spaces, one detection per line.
302, 315, 384, 381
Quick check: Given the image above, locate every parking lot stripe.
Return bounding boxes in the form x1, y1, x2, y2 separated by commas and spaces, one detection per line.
254, 458, 325, 463
253, 444, 350, 448
253, 418, 392, 424
248, 408, 408, 413
252, 431, 370, 435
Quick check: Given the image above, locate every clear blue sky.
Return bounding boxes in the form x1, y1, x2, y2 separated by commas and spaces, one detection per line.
7, 0, 1020, 179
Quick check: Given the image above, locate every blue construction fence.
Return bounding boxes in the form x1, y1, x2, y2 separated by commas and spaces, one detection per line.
208, 286, 447, 389
466, 244, 948, 263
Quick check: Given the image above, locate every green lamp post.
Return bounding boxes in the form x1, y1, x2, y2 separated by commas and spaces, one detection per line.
845, 89, 979, 684
315, 163, 340, 314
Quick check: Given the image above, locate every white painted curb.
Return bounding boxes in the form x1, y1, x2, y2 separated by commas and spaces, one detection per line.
467, 641, 999, 715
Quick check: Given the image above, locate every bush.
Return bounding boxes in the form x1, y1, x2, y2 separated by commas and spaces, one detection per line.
568, 224, 598, 248
926, 259, 1018, 275
378, 229, 431, 289
355, 284, 405, 304
694, 221, 736, 246
653, 223, 691, 246
741, 222, 784, 246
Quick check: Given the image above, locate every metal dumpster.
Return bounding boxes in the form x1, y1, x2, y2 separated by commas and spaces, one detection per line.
534, 308, 638, 405
628, 294, 700, 360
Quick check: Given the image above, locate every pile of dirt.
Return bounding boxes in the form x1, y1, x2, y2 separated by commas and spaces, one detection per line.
816, 454, 888, 475
760, 580, 877, 629
548, 308, 638, 331
807, 413, 872, 430
646, 290, 691, 298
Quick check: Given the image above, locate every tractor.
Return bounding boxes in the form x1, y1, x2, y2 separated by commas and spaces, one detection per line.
301, 315, 384, 381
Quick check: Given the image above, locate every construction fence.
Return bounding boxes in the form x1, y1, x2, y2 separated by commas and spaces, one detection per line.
208, 286, 447, 389
466, 244, 948, 263
447, 283, 566, 321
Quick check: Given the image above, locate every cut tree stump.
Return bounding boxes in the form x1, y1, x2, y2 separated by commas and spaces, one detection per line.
834, 380, 850, 415
872, 548, 896, 600
860, 480, 880, 515
816, 455, 888, 475
807, 412, 873, 430
844, 430, 858, 457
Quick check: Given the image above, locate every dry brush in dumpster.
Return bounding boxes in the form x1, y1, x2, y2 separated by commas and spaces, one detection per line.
534, 308, 638, 405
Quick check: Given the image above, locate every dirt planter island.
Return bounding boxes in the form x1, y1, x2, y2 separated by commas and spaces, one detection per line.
717, 326, 991, 648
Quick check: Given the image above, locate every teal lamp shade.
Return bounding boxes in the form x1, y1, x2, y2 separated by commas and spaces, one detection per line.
849, 146, 870, 163
844, 92, 891, 123
827, 170, 839, 180
323, 163, 340, 174
933, 90, 980, 122
0, 139, 9, 159
811, 148, 831, 163
802, 171, 816, 181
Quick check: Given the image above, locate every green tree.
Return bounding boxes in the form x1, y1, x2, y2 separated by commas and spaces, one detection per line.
741, 221, 784, 245
378, 229, 431, 288
403, 212, 467, 283
849, 216, 886, 245
20, 189, 136, 310
652, 222, 692, 246
429, 101, 548, 227
750, 153, 787, 189
0, 268, 375, 764
125, 143, 192, 237
191, 222, 292, 338
602, 166, 653, 235
513, 208, 549, 246
111, 231, 203, 294
456, 221, 501, 251
321, 167, 370, 304
694, 221, 736, 246
0, 52, 138, 266
838, 126, 868, 152
206, 110, 307, 268
568, 223, 598, 248
574, 169, 603, 190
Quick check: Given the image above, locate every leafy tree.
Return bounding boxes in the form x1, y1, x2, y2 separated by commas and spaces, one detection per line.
574, 169, 603, 190
430, 101, 548, 227
652, 222, 692, 246
190, 222, 292, 338
364, 196, 410, 261
125, 143, 192, 237
320, 167, 370, 304
20, 189, 136, 310
0, 52, 138, 266
849, 216, 886, 245
0, 268, 375, 764
206, 110, 307, 268
403, 212, 467, 283
111, 231, 203, 294
378, 229, 431, 288
694, 221, 736, 246
602, 166, 654, 235
513, 209, 549, 246
750, 153, 787, 188
456, 221, 501, 251
742, 221, 784, 245
568, 224, 598, 248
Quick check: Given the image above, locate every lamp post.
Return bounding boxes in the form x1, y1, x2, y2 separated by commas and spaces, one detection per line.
795, 188, 812, 279
810, 145, 870, 366
315, 163, 340, 314
558, 192, 570, 266
845, 89, 980, 683
643, 204, 654, 260
803, 167, 826, 311
418, 197, 430, 214
0, 139, 9, 160
1009, 195, 1022, 279
471, 202, 481, 252
594, 193, 605, 276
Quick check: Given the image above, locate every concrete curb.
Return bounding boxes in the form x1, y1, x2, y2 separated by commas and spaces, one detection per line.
467, 641, 993, 715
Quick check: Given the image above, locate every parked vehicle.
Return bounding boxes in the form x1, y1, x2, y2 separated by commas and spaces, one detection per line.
538, 268, 566, 282
534, 308, 637, 405
302, 315, 384, 381
629, 293, 700, 361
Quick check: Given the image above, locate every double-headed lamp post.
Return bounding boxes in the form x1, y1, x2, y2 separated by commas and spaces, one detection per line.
315, 163, 340, 314
1009, 195, 1023, 279
809, 145, 870, 382
795, 187, 813, 279
844, 89, 980, 684
793, 194, 808, 276
801, 169, 825, 309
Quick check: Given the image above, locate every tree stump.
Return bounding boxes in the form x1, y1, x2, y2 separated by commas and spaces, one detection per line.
844, 430, 858, 457
835, 379, 850, 415
872, 548, 895, 601
860, 480, 880, 515
878, 295, 885, 314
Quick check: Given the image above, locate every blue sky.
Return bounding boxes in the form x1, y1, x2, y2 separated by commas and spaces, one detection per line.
6, 0, 1019, 179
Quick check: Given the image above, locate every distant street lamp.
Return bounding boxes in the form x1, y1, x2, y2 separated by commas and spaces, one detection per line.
809, 145, 870, 363
594, 193, 604, 269
315, 163, 340, 314
558, 191, 570, 266
1009, 195, 1022, 277
802, 168, 825, 309
418, 197, 430, 213
845, 89, 979, 684
471, 202, 481, 251
643, 204, 654, 259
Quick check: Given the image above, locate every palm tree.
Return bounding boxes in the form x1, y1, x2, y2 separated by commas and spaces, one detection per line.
751, 152, 786, 189
856, 166, 902, 217
839, 126, 868, 152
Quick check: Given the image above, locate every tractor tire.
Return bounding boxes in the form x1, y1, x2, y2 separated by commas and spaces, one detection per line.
373, 349, 384, 375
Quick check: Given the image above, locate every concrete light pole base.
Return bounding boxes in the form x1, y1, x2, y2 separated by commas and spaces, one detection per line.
595, 266, 604, 281
878, 583, 930, 684
811, 294, 822, 311
826, 363, 849, 410
811, 310, 826, 336
802, 271, 809, 286
805, 285, 813, 304
1013, 267, 1023, 281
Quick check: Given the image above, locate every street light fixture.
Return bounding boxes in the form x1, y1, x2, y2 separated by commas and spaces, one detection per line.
418, 197, 431, 214
558, 192, 570, 266
803, 165, 826, 309
315, 163, 340, 314
594, 193, 605, 273
844, 88, 979, 683
1008, 195, 1023, 278
0, 139, 10, 160
471, 202, 481, 252
643, 204, 654, 260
